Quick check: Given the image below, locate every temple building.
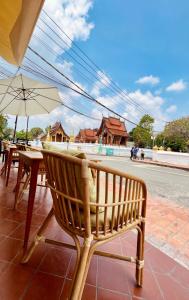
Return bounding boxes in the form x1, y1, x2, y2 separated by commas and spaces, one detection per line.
39, 122, 70, 142
75, 129, 98, 143
97, 117, 128, 146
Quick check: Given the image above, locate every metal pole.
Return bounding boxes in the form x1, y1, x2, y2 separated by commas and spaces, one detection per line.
13, 115, 18, 143
25, 116, 29, 144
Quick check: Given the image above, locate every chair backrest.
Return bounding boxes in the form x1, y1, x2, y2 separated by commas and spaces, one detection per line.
25, 145, 41, 152
42, 150, 147, 240
2, 140, 10, 151
16, 144, 27, 151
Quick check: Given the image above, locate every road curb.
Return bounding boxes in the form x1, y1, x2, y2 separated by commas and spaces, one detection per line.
133, 159, 189, 171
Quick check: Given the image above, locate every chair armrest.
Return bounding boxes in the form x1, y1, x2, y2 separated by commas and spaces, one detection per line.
90, 160, 101, 181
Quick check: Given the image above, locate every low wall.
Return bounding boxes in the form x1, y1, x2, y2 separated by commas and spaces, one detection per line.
30, 141, 189, 166
152, 150, 189, 167
31, 141, 153, 158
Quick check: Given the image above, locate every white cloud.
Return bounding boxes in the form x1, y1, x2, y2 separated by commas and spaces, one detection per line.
166, 105, 177, 113
28, 0, 94, 73
97, 93, 122, 109
56, 107, 100, 135
136, 75, 160, 85
166, 79, 187, 92
122, 90, 168, 131
45, 0, 94, 38
91, 71, 111, 97
127, 90, 164, 109
84, 88, 168, 132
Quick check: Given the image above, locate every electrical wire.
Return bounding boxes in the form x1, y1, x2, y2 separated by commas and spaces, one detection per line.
41, 10, 168, 124
28, 46, 140, 127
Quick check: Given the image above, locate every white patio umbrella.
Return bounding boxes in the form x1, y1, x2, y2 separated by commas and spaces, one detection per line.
0, 74, 62, 141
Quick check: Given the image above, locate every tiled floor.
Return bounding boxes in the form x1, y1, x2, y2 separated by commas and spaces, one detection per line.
0, 163, 189, 299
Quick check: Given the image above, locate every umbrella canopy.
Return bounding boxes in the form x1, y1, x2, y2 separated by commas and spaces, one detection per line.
0, 0, 44, 65
0, 74, 62, 141
0, 74, 62, 116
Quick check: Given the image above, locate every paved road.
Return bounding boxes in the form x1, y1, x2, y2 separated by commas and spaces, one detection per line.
88, 155, 189, 207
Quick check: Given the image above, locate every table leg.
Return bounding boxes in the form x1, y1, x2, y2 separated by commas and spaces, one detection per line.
23, 160, 39, 255
14, 158, 24, 208
4, 150, 8, 175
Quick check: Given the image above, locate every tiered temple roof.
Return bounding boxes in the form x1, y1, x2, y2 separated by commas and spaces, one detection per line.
39, 122, 69, 142
75, 128, 98, 143
98, 117, 128, 145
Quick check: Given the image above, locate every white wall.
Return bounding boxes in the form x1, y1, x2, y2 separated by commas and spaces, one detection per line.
31, 141, 152, 158
152, 150, 189, 167
31, 141, 189, 166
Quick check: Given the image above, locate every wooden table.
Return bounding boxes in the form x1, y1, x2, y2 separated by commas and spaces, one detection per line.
15, 151, 43, 255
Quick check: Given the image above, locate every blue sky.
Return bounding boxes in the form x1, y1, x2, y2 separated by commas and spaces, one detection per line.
1, 0, 189, 134
87, 0, 189, 83
77, 0, 189, 118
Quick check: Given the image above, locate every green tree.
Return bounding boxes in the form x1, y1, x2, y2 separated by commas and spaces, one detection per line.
164, 136, 186, 152
162, 117, 189, 152
45, 125, 51, 133
132, 114, 154, 148
155, 133, 165, 147
29, 127, 44, 139
3, 127, 14, 140
128, 128, 134, 141
0, 114, 8, 138
16, 130, 26, 140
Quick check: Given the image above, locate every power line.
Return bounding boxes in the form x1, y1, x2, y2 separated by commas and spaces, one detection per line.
33, 33, 102, 93
0, 62, 156, 132
42, 9, 168, 124
0, 13, 163, 129
0, 63, 100, 122
41, 12, 151, 113
22, 61, 110, 119
30, 33, 139, 122
30, 32, 141, 123
39, 16, 146, 115
21, 62, 103, 120
28, 46, 139, 127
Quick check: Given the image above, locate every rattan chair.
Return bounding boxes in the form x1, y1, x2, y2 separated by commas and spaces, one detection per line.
0, 141, 9, 175
1, 142, 20, 185
22, 150, 147, 300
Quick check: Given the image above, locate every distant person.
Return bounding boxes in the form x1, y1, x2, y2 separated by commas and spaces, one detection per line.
133, 147, 139, 159
141, 149, 145, 160
130, 146, 134, 160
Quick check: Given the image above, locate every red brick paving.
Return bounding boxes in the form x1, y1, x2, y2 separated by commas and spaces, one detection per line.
147, 195, 189, 268
0, 163, 188, 299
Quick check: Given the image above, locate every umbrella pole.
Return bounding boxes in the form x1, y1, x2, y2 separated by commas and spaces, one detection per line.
26, 116, 29, 144
13, 115, 18, 143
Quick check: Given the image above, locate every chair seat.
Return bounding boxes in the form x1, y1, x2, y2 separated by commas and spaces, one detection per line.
70, 208, 134, 233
